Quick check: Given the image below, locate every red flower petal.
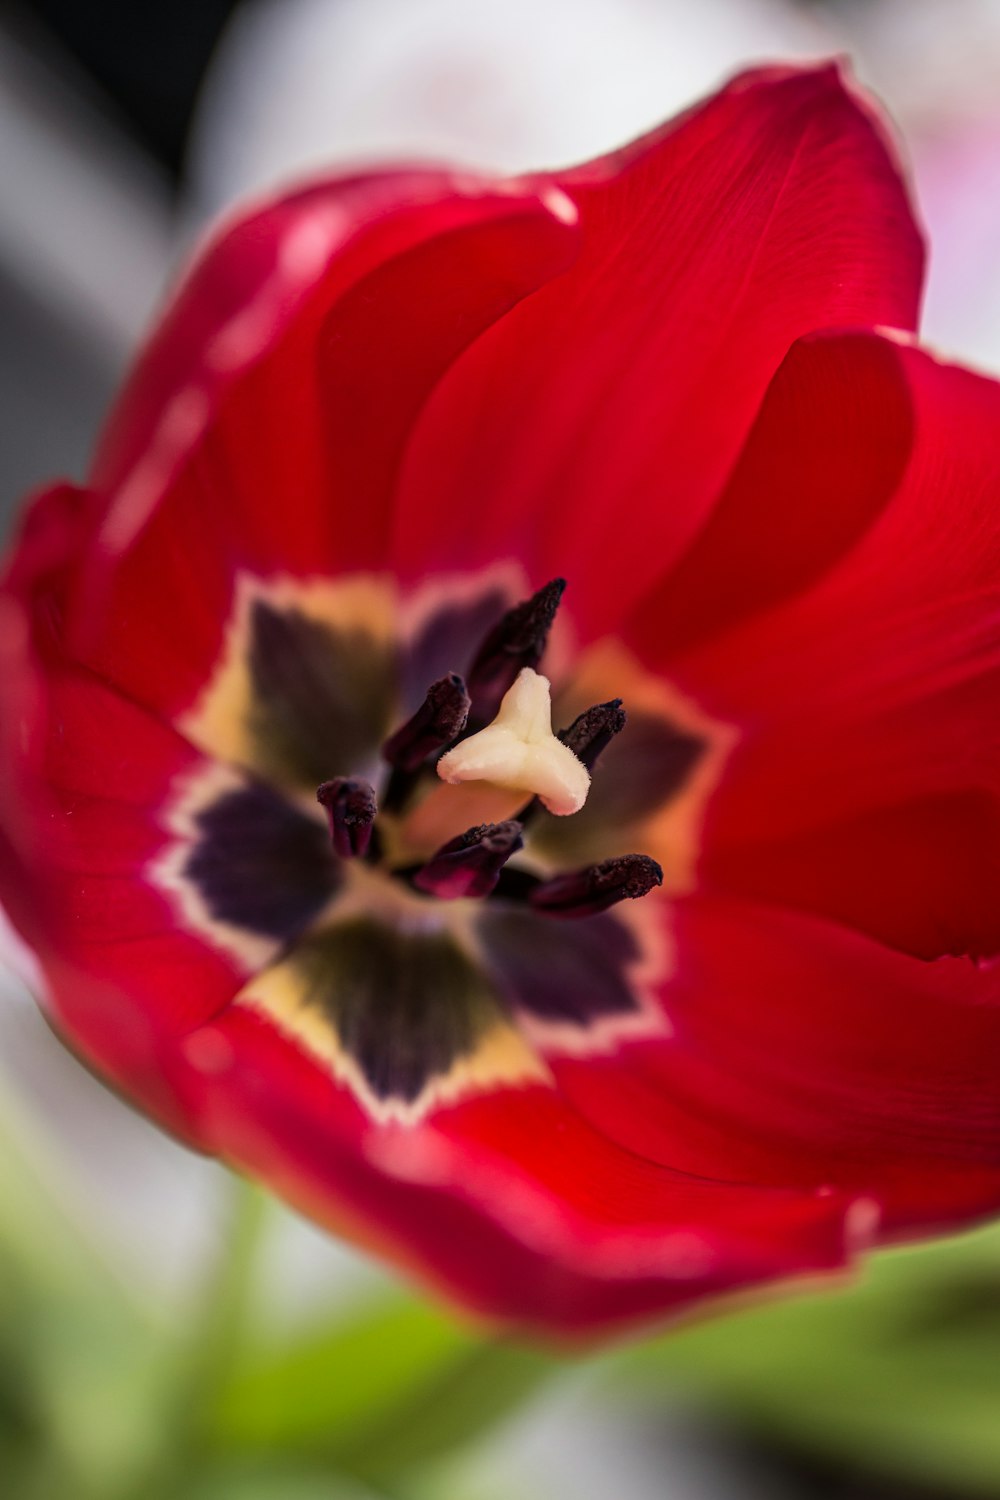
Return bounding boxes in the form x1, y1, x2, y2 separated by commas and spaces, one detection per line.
704, 791, 1000, 961
547, 897, 1000, 1235
0, 483, 99, 868
625, 330, 915, 656
9, 666, 242, 1029
1, 494, 248, 1115
2, 70, 991, 1340
169, 1003, 855, 1334
390, 64, 924, 630
0, 664, 237, 1139
66, 174, 578, 720
663, 336, 1000, 957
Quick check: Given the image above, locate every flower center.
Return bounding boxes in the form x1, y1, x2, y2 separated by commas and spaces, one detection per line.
312, 579, 664, 920
162, 565, 730, 1120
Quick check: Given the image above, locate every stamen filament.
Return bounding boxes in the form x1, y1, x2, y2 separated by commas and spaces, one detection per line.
413, 820, 524, 900
382, 672, 471, 771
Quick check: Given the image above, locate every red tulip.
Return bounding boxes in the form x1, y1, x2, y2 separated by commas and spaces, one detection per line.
3, 63, 999, 1336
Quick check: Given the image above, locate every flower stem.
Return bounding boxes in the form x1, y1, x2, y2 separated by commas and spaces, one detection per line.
184, 1171, 268, 1429
130, 1171, 269, 1499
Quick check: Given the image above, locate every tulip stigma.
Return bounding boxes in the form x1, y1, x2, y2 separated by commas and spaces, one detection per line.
437, 667, 591, 816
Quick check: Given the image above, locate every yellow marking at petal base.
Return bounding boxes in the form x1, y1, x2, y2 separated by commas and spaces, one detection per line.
548, 639, 736, 893
236, 945, 551, 1126
180, 573, 397, 782
438, 669, 590, 815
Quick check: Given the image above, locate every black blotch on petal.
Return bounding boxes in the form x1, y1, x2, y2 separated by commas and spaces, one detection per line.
247, 600, 396, 787
184, 782, 338, 941
477, 906, 640, 1026
533, 710, 706, 866
294, 918, 506, 1104
585, 712, 705, 826
399, 587, 511, 715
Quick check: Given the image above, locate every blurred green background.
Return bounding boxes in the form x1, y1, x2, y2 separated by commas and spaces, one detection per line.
4, 1050, 1000, 1500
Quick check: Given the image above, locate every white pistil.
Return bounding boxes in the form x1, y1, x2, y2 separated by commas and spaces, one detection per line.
436, 668, 590, 816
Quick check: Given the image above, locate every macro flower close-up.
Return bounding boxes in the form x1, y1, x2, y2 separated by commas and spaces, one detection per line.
2, 53, 999, 1346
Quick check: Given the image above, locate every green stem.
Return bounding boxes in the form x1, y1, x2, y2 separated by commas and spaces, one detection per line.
129, 1172, 270, 1500
185, 1172, 270, 1419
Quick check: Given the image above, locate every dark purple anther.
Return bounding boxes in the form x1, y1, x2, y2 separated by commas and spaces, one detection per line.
558, 698, 627, 771
382, 672, 471, 771
466, 578, 566, 722
529, 853, 663, 918
317, 777, 377, 858
413, 821, 524, 900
